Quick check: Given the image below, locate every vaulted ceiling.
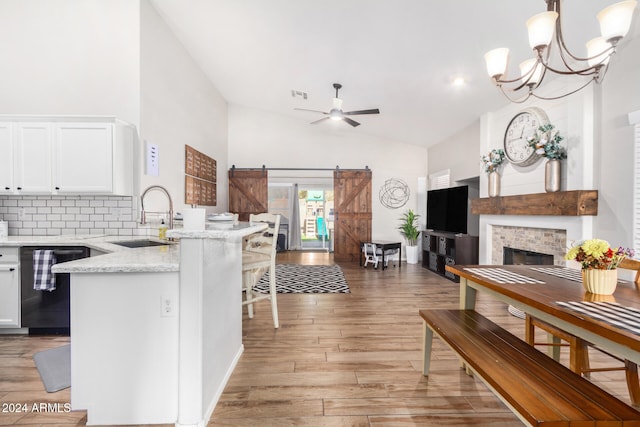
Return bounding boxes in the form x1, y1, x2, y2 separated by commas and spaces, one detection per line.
150, 0, 637, 148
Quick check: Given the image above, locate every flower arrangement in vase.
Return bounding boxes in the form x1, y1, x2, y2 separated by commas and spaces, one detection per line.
481, 149, 505, 197
527, 124, 567, 192
565, 239, 634, 294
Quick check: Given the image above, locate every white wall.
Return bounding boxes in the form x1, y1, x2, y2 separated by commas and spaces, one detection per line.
0, 0, 140, 125
227, 104, 428, 245
428, 119, 481, 183
598, 27, 640, 250
140, 0, 229, 215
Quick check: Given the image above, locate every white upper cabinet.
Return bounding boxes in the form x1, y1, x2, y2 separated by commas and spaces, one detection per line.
0, 116, 134, 196
0, 123, 14, 194
54, 123, 114, 193
14, 122, 53, 194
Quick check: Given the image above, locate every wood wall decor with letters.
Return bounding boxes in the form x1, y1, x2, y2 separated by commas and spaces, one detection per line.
185, 145, 216, 206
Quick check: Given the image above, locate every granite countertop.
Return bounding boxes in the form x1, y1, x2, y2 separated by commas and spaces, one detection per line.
0, 222, 266, 274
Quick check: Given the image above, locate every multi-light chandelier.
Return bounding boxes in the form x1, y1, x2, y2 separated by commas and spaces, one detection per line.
484, 0, 637, 103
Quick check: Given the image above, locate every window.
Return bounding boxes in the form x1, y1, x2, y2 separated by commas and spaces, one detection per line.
429, 169, 450, 190
633, 122, 640, 255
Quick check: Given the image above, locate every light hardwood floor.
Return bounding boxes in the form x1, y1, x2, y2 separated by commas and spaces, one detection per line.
0, 252, 634, 426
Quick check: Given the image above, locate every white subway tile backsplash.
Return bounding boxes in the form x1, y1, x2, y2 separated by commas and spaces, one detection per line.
0, 195, 139, 237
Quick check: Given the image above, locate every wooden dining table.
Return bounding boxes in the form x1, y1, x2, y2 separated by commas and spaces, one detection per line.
446, 264, 640, 366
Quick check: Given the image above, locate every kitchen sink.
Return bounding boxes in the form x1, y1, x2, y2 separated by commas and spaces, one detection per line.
111, 240, 172, 248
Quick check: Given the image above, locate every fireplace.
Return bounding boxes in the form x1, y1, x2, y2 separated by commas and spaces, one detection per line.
503, 247, 554, 319
491, 225, 566, 266
503, 247, 554, 266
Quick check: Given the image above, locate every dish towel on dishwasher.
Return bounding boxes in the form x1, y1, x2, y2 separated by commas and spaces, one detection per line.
33, 250, 57, 291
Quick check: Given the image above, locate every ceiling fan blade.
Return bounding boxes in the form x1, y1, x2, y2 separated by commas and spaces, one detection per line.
343, 117, 360, 127
311, 117, 331, 125
343, 108, 380, 116
294, 108, 329, 115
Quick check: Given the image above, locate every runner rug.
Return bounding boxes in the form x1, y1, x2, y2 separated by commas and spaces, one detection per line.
253, 264, 350, 294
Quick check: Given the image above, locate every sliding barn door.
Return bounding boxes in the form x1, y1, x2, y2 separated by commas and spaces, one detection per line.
228, 169, 268, 221
333, 169, 372, 262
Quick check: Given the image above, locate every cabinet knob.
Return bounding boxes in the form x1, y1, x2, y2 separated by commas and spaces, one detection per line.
55, 186, 60, 190
4, 187, 9, 190
9, 267, 14, 272
16, 187, 22, 190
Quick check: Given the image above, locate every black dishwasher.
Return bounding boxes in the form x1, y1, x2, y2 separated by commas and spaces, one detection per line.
20, 246, 90, 335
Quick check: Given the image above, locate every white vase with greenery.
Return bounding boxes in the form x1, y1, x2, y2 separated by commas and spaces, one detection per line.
398, 209, 420, 264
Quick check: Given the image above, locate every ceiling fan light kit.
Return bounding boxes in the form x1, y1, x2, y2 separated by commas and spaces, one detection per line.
485, 0, 637, 103
294, 83, 380, 127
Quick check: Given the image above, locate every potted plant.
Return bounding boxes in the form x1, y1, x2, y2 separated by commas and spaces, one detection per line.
565, 239, 634, 295
398, 209, 420, 264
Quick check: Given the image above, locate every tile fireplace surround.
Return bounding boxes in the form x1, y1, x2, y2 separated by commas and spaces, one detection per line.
479, 214, 592, 267
491, 225, 566, 265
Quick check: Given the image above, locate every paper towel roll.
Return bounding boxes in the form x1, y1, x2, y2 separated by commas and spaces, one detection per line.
183, 208, 206, 230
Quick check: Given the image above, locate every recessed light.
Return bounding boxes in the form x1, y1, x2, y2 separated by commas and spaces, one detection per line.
451, 77, 466, 87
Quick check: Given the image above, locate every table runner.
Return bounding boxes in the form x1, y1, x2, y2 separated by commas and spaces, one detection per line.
464, 267, 545, 284
555, 301, 640, 335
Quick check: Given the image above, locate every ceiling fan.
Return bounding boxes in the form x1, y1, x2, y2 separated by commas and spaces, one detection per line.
295, 83, 380, 127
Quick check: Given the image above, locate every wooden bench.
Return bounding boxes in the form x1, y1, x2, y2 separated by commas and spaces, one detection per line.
420, 309, 640, 426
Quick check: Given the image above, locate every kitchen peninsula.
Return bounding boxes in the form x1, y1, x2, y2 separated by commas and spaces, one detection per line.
46, 222, 267, 426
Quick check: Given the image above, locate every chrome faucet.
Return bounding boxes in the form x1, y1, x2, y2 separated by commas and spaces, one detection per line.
140, 185, 174, 231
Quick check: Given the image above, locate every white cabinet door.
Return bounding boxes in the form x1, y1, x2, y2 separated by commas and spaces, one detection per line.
14, 123, 53, 194
0, 123, 14, 194
0, 247, 20, 328
54, 123, 113, 193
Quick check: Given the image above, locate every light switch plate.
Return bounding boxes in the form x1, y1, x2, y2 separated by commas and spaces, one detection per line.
145, 140, 159, 176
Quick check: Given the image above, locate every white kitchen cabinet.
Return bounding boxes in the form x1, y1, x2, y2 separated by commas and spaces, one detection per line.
14, 122, 53, 194
0, 116, 135, 196
0, 247, 20, 328
0, 123, 14, 194
54, 123, 114, 193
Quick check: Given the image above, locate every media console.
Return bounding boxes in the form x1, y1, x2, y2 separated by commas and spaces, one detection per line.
421, 230, 478, 282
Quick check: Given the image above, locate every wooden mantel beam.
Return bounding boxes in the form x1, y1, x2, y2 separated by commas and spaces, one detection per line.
471, 190, 598, 216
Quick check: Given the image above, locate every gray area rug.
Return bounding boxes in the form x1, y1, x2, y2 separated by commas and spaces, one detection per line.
33, 344, 71, 393
253, 264, 350, 294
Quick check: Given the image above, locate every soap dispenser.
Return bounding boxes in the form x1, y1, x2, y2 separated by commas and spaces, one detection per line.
159, 219, 168, 240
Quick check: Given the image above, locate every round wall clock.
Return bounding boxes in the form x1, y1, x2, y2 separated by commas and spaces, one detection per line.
503, 107, 549, 167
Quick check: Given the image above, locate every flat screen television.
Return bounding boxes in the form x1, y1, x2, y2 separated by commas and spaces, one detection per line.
426, 185, 468, 234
